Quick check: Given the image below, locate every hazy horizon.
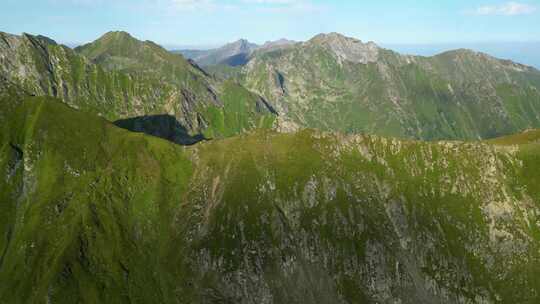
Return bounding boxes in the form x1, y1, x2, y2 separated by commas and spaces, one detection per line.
3, 0, 540, 67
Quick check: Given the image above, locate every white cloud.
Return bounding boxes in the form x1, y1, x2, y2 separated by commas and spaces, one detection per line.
471, 2, 537, 15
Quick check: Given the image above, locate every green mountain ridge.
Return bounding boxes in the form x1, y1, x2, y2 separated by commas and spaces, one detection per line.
238, 32, 540, 140
75, 31, 214, 81
1, 81, 540, 303
0, 31, 276, 143
3, 30, 540, 303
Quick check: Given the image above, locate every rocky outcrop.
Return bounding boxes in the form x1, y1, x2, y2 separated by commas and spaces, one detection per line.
307, 33, 379, 64
259, 38, 297, 51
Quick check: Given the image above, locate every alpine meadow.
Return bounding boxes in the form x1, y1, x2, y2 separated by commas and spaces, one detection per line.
1, 0, 540, 303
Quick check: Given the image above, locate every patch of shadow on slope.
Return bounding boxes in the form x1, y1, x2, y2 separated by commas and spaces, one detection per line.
114, 115, 206, 146
221, 53, 250, 67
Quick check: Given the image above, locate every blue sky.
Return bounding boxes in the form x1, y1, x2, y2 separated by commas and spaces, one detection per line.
1, 0, 539, 50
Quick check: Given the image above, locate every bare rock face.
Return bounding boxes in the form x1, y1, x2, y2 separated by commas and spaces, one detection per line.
307, 32, 379, 64
275, 116, 301, 133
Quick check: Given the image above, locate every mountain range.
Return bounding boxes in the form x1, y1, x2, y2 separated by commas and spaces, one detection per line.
176, 38, 297, 67
178, 33, 540, 140
1, 30, 540, 303
242, 33, 540, 140
0, 31, 276, 144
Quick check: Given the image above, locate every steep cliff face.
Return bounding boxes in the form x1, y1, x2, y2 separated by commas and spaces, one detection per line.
1, 87, 539, 303
0, 31, 174, 118
0, 31, 275, 141
241, 33, 540, 140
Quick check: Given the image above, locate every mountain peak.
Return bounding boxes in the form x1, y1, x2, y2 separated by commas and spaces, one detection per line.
93, 31, 143, 47
20, 32, 58, 46
309, 32, 377, 47
260, 38, 297, 50
235, 38, 250, 44
225, 39, 258, 52
310, 32, 350, 41
76, 30, 175, 60
307, 32, 379, 64
435, 48, 537, 72
101, 31, 134, 39
74, 30, 190, 73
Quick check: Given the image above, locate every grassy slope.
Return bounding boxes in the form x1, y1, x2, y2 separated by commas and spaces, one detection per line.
0, 32, 180, 120
75, 32, 276, 139
201, 80, 275, 138
75, 31, 213, 97
0, 31, 275, 140
241, 39, 540, 140
0, 91, 194, 303
1, 87, 539, 303
189, 129, 540, 303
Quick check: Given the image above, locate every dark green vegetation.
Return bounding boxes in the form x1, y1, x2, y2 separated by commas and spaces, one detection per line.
3, 30, 540, 303
5, 30, 540, 142
0, 82, 193, 303
239, 33, 540, 140
2, 79, 540, 303
0, 31, 275, 141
